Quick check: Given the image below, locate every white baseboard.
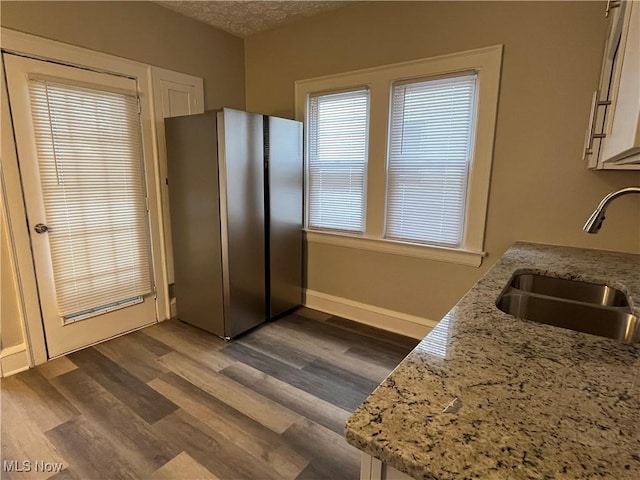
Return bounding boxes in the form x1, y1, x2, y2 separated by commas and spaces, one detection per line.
304, 289, 438, 339
0, 343, 30, 377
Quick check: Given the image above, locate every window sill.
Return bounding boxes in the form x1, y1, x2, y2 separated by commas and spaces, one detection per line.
304, 230, 486, 267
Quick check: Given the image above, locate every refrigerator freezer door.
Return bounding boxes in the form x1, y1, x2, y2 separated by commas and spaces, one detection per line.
218, 108, 267, 337
267, 116, 304, 318
165, 112, 226, 335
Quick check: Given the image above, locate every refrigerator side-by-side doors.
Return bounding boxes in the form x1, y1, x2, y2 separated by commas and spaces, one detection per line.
267, 116, 304, 318
165, 112, 226, 335
165, 109, 300, 339
218, 108, 267, 338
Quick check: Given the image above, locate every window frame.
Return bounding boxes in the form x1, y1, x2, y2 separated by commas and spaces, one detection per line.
295, 45, 502, 267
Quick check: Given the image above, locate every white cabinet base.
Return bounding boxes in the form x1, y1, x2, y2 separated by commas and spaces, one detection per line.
360, 453, 414, 480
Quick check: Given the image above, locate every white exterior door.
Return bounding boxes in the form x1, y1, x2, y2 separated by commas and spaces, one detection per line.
4, 54, 158, 357
151, 67, 204, 286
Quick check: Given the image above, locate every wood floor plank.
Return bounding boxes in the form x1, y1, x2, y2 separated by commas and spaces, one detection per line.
148, 373, 309, 479
4, 309, 415, 480
47, 468, 83, 480
1, 370, 79, 432
324, 315, 421, 350
151, 452, 220, 480
241, 322, 394, 383
295, 461, 353, 480
301, 358, 380, 395
141, 322, 232, 371
237, 330, 315, 369
246, 321, 345, 360
294, 307, 332, 322
220, 362, 350, 435
322, 348, 396, 384
94, 333, 170, 383
265, 322, 350, 356
282, 314, 412, 357
50, 368, 180, 475
0, 383, 69, 480
267, 315, 411, 372
283, 419, 360, 480
162, 319, 225, 342
148, 320, 227, 352
344, 343, 409, 371
67, 348, 178, 424
36, 357, 78, 380
152, 410, 281, 480
125, 328, 175, 356
156, 351, 300, 434
220, 342, 369, 411
45, 417, 139, 480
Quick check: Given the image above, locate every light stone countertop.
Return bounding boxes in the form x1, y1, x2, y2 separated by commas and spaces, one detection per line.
345, 242, 640, 480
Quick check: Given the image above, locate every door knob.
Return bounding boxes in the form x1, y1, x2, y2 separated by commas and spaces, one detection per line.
34, 223, 49, 234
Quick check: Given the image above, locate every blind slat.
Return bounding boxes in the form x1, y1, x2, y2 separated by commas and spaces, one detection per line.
29, 79, 153, 320
385, 74, 477, 247
308, 89, 369, 232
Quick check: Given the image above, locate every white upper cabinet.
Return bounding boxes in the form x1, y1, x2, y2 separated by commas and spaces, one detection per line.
584, 0, 640, 170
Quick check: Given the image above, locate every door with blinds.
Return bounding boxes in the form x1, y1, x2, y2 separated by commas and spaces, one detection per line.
4, 54, 157, 358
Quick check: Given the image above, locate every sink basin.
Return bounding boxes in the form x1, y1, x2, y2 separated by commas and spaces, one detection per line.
497, 273, 639, 343
498, 292, 639, 343
511, 274, 629, 307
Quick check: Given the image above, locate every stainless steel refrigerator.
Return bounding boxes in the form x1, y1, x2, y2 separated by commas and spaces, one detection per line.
165, 108, 303, 339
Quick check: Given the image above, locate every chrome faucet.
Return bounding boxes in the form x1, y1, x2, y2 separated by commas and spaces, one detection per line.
583, 187, 640, 233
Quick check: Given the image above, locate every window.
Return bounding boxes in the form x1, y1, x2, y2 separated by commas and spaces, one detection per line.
307, 89, 369, 232
386, 73, 477, 247
296, 46, 502, 267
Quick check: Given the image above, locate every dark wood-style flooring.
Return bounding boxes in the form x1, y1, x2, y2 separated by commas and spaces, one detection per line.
1, 308, 419, 480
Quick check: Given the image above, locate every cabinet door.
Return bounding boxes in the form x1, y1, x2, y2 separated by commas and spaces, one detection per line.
585, 0, 640, 169
599, 0, 640, 166
151, 67, 205, 287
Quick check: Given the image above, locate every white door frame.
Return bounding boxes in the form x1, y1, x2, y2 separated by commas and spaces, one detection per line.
1, 28, 171, 366
150, 66, 205, 291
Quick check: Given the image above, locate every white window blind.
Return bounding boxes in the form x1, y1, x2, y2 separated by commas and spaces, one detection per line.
308, 89, 369, 232
28, 78, 153, 322
386, 73, 477, 247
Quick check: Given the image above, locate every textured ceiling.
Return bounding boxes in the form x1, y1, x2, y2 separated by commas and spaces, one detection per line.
157, 1, 355, 37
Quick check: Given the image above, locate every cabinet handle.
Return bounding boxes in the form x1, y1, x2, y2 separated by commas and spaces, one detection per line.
584, 90, 611, 157
605, 0, 621, 18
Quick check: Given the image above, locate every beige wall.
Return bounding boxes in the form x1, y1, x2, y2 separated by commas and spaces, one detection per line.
1, 1, 639, 340
0, 1, 245, 110
245, 1, 640, 321
0, 1, 245, 351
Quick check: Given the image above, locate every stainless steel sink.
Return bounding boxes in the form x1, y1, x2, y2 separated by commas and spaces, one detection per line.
497, 273, 639, 343
511, 273, 629, 307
